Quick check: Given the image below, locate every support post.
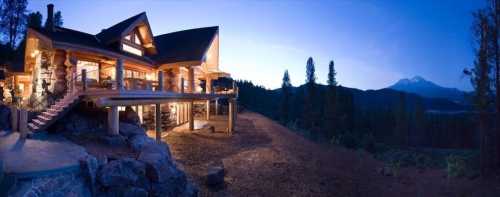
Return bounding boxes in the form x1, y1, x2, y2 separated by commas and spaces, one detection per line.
188, 67, 194, 93
82, 69, 87, 91
206, 78, 212, 94
184, 103, 188, 123
206, 100, 210, 120
179, 103, 184, 123
215, 98, 219, 115
107, 106, 119, 135
157, 70, 164, 92
155, 103, 161, 142
10, 106, 18, 132
116, 58, 124, 90
176, 104, 180, 125
180, 78, 185, 93
188, 101, 194, 131
228, 99, 234, 134
19, 109, 28, 138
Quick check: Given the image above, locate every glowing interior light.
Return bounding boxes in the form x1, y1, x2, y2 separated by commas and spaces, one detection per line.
122, 43, 143, 56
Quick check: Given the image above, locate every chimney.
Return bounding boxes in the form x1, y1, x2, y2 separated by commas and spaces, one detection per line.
46, 4, 54, 31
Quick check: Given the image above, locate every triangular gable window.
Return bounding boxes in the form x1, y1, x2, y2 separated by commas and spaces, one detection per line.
134, 33, 141, 45
124, 34, 131, 41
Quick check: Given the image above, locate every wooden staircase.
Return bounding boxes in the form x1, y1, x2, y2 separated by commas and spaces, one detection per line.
28, 91, 82, 132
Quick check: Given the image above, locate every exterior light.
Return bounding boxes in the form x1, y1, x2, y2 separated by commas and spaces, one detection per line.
30, 49, 40, 58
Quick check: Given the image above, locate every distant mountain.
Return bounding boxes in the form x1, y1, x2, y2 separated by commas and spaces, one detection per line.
388, 76, 468, 104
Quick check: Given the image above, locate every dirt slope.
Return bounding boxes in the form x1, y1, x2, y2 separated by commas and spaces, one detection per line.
165, 112, 500, 197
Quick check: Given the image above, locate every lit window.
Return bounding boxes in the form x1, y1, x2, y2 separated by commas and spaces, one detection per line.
122, 43, 143, 56
124, 35, 131, 40
134, 34, 141, 45
76, 60, 99, 82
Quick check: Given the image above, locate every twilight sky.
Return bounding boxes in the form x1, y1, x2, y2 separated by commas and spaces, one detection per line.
28, 0, 485, 90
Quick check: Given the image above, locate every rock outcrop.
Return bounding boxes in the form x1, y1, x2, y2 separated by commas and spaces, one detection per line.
52, 106, 198, 196
0, 104, 10, 131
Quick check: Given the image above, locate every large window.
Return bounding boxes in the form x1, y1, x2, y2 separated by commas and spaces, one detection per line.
77, 60, 99, 82
122, 43, 143, 56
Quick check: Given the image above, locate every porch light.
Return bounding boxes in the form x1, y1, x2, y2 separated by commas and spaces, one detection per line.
30, 49, 40, 58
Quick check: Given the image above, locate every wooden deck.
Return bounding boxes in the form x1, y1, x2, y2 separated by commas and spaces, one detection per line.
81, 89, 236, 107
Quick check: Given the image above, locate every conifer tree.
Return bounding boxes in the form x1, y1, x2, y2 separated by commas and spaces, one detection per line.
324, 60, 338, 138
280, 70, 292, 124
303, 57, 317, 131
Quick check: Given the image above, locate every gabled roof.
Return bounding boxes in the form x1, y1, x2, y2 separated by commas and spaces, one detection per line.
28, 12, 217, 67
96, 12, 146, 44
151, 26, 218, 64
33, 26, 154, 64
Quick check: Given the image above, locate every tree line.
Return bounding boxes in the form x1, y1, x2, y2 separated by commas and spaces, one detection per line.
0, 0, 63, 64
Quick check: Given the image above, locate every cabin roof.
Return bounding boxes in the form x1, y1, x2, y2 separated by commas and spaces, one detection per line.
152, 26, 218, 64
29, 13, 218, 67
96, 12, 145, 44
33, 26, 155, 64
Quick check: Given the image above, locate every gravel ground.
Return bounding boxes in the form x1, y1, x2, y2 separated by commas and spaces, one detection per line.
164, 111, 500, 197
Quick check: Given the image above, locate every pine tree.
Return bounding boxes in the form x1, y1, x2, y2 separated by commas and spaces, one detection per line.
306, 57, 316, 85
27, 12, 42, 28
324, 60, 338, 139
466, 10, 495, 176
303, 57, 317, 131
0, 0, 28, 49
327, 61, 337, 86
487, 0, 500, 168
280, 70, 292, 124
54, 11, 63, 27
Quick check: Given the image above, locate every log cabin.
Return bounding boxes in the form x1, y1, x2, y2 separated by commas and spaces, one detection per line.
2, 4, 237, 138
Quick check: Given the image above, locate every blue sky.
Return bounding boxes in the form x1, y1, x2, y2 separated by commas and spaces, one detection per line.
28, 0, 485, 90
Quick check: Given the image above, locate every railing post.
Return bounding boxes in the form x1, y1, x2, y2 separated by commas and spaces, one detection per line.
158, 70, 164, 92
82, 69, 87, 91
116, 58, 124, 90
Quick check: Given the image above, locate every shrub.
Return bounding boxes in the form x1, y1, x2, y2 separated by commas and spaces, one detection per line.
446, 155, 467, 178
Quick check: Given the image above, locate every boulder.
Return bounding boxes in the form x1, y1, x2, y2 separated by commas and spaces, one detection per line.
138, 149, 177, 183
137, 142, 192, 196
98, 158, 146, 187
120, 122, 146, 138
100, 135, 127, 147
106, 186, 148, 197
120, 107, 140, 125
206, 163, 225, 187
0, 105, 10, 130
129, 134, 156, 152
79, 155, 98, 194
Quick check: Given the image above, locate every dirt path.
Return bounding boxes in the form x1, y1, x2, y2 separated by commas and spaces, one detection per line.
165, 112, 500, 197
